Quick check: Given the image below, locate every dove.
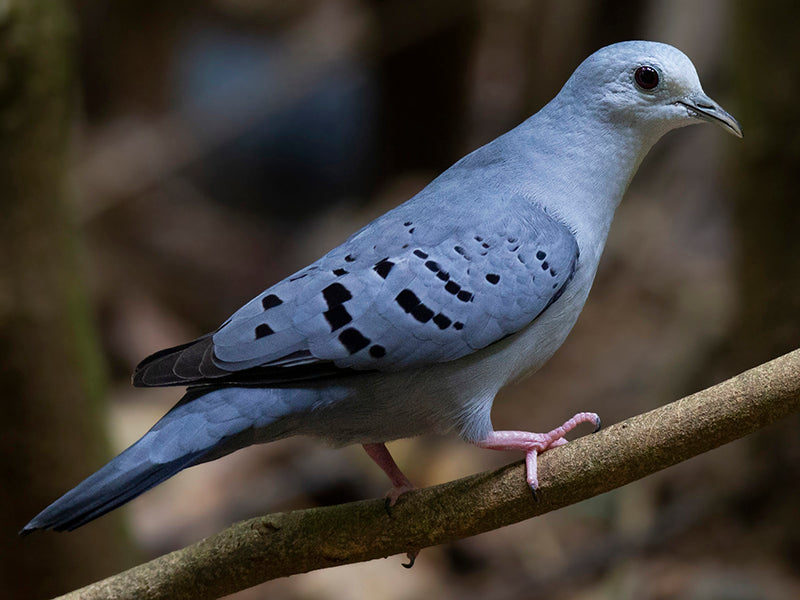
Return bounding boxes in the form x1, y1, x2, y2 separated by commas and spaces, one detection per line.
22, 40, 741, 534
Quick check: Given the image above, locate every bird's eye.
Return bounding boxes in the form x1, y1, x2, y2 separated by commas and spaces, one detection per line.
634, 65, 659, 90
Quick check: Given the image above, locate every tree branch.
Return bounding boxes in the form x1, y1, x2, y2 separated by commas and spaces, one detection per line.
56, 349, 800, 600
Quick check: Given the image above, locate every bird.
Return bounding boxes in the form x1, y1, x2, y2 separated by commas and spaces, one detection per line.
22, 40, 742, 534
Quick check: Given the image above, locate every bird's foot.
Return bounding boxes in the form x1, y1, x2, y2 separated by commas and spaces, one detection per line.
476, 412, 600, 493
362, 443, 416, 513
384, 482, 417, 509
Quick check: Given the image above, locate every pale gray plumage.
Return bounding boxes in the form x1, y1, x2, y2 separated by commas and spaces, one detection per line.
23, 40, 741, 534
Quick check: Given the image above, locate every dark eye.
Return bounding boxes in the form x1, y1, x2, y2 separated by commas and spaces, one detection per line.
634, 65, 659, 90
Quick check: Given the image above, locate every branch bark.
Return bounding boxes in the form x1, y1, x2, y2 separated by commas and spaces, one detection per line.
56, 348, 800, 600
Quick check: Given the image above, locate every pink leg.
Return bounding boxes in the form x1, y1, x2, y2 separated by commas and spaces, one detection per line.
363, 443, 419, 566
362, 443, 416, 506
475, 412, 600, 492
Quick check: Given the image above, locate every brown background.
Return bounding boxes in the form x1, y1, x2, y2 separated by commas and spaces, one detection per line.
2, 0, 799, 598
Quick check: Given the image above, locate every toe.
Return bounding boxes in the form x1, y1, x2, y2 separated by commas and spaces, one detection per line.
384, 484, 416, 514
545, 437, 569, 449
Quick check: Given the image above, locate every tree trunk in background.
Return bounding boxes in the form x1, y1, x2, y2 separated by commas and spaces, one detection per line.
726, 0, 800, 570
730, 0, 800, 369
0, 1, 133, 597
369, 0, 479, 177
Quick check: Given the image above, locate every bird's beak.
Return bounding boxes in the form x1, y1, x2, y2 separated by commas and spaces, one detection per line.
679, 93, 743, 138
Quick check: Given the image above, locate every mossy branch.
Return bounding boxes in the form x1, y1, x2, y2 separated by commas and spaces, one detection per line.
55, 349, 800, 600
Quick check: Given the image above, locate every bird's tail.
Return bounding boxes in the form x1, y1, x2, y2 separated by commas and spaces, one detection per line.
20, 446, 207, 534
20, 386, 296, 534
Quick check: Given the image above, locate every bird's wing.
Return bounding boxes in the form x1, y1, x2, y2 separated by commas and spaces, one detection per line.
133, 200, 578, 387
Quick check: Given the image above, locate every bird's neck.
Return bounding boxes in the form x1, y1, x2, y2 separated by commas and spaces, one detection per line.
513, 103, 660, 266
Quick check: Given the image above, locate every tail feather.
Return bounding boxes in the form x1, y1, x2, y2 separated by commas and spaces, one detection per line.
20, 386, 300, 534
21, 447, 208, 534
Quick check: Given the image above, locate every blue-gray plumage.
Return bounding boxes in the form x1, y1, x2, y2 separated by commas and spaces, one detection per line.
22, 41, 741, 534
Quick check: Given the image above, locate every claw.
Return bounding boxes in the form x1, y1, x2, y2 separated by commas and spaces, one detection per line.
402, 551, 418, 568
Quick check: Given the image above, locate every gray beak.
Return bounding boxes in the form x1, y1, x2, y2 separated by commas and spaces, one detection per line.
679, 93, 743, 138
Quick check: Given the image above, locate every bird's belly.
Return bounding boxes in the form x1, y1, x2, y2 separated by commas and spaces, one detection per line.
290, 362, 497, 447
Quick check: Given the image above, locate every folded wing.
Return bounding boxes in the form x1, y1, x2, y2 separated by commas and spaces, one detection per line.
134, 200, 579, 388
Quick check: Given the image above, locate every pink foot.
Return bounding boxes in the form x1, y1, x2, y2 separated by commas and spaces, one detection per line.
475, 412, 600, 493
362, 443, 416, 507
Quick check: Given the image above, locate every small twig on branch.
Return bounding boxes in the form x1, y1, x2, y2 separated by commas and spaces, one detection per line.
56, 348, 800, 600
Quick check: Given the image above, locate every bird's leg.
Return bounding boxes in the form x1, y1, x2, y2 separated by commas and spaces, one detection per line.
475, 412, 600, 492
362, 443, 416, 506
362, 443, 419, 566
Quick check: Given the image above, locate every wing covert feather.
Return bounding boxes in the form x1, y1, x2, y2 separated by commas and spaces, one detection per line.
213, 203, 578, 373
134, 198, 579, 387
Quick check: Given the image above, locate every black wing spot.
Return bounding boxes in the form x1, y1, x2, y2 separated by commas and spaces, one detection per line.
324, 305, 352, 331
339, 328, 370, 354
322, 282, 352, 307
332, 268, 348, 277
411, 304, 434, 323
369, 344, 386, 358
396, 289, 420, 312
424, 260, 440, 273
290, 273, 308, 281
404, 221, 413, 227
552, 283, 558, 289
436, 270, 450, 281
454, 245, 471, 261
508, 237, 518, 243
409, 227, 416, 234
345, 254, 357, 263
541, 261, 550, 270
433, 313, 452, 329
485, 273, 500, 284
482, 242, 490, 249
536, 250, 547, 260
517, 254, 526, 264
373, 258, 394, 279
255, 323, 275, 339
396, 289, 435, 323
261, 294, 283, 310
550, 268, 557, 277
453, 321, 464, 330
474, 236, 483, 242
457, 290, 473, 302
413, 249, 429, 259
445, 281, 461, 295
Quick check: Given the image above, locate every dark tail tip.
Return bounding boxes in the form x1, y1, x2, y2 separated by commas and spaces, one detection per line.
20, 451, 205, 534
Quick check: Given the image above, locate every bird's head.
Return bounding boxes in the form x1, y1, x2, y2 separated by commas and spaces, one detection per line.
560, 40, 742, 140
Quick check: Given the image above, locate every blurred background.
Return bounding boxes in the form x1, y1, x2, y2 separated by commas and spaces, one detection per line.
2, 0, 799, 598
